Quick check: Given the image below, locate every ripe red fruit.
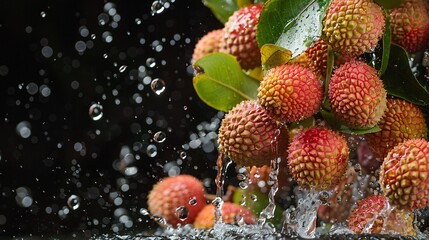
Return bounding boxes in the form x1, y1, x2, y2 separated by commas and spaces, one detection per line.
390, 0, 429, 53
192, 29, 223, 63
328, 60, 387, 128
257, 64, 323, 123
193, 202, 256, 228
218, 100, 289, 167
322, 0, 385, 57
365, 98, 427, 161
379, 139, 429, 210
287, 127, 349, 191
348, 195, 415, 235
220, 4, 263, 70
147, 174, 206, 227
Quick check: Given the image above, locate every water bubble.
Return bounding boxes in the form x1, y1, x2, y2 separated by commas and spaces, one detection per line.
146, 58, 156, 68
179, 151, 187, 159
67, 195, 81, 210
238, 181, 248, 190
41, 46, 53, 58
146, 144, 157, 157
174, 206, 189, 220
140, 208, 150, 216
150, 78, 165, 95
89, 103, 103, 121
118, 65, 127, 73
189, 197, 197, 206
16, 121, 31, 139
153, 131, 166, 143
151, 1, 165, 15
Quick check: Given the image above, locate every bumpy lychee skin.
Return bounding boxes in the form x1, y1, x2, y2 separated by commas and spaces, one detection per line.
390, 0, 429, 53
322, 0, 385, 57
348, 195, 415, 235
257, 64, 323, 123
366, 98, 427, 161
220, 4, 263, 70
379, 139, 429, 210
287, 127, 349, 191
218, 100, 289, 167
192, 29, 223, 63
147, 175, 206, 227
329, 60, 387, 128
193, 202, 256, 229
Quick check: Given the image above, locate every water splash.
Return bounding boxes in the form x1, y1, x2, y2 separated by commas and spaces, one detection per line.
213, 153, 232, 224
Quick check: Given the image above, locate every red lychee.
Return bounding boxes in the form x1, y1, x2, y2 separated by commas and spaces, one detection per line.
328, 60, 387, 129
218, 100, 289, 167
257, 64, 323, 123
193, 202, 256, 229
192, 29, 223, 63
287, 127, 349, 191
379, 139, 429, 210
220, 4, 263, 70
147, 174, 207, 227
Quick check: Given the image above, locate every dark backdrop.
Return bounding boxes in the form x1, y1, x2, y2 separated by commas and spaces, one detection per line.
0, 0, 223, 237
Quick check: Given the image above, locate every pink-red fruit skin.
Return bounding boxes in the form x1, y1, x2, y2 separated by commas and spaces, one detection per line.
379, 139, 429, 210
348, 195, 415, 235
365, 98, 427, 161
322, 0, 385, 57
218, 100, 288, 167
147, 175, 206, 227
257, 64, 323, 123
390, 0, 429, 53
287, 127, 349, 191
220, 5, 263, 70
193, 202, 256, 229
192, 29, 223, 63
329, 60, 387, 128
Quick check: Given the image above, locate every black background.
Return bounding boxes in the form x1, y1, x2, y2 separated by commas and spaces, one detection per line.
0, 0, 223, 237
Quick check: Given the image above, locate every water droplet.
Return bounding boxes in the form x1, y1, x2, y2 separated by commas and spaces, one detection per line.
179, 151, 187, 159
151, 1, 165, 15
140, 208, 150, 216
189, 197, 197, 206
89, 103, 103, 121
135, 18, 142, 25
40, 11, 46, 18
237, 173, 247, 181
250, 194, 257, 202
174, 206, 189, 220
119, 65, 127, 73
152, 214, 167, 225
16, 121, 31, 139
150, 78, 165, 95
146, 58, 156, 68
153, 131, 166, 143
67, 195, 81, 210
146, 144, 157, 157
239, 181, 248, 190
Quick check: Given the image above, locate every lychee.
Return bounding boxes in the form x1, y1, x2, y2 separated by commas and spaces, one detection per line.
193, 202, 256, 228
220, 4, 263, 70
328, 60, 387, 129
287, 127, 349, 191
257, 64, 323, 123
192, 29, 223, 63
218, 100, 289, 167
390, 0, 429, 53
365, 98, 427, 161
322, 0, 385, 57
379, 139, 429, 210
147, 174, 206, 227
348, 195, 415, 235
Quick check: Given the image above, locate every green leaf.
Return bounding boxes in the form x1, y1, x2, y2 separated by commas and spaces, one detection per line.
378, 10, 391, 76
374, 0, 404, 9
256, 0, 332, 58
380, 44, 429, 106
193, 53, 260, 112
202, 0, 238, 24
320, 108, 381, 134
260, 44, 292, 70
233, 188, 284, 226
